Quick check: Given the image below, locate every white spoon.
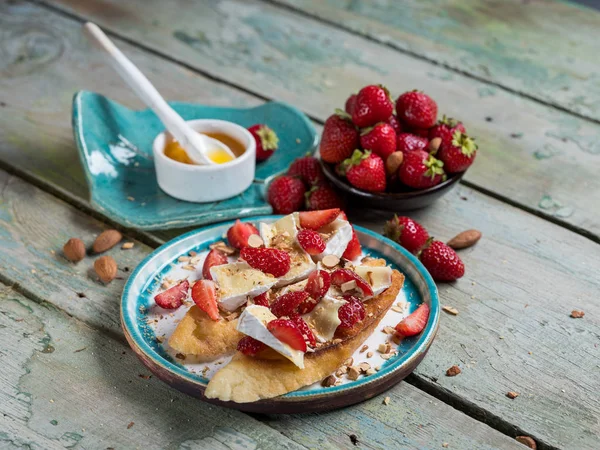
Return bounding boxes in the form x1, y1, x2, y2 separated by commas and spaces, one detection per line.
83, 22, 235, 165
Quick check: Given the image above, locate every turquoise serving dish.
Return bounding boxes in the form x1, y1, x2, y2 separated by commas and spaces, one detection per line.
121, 216, 440, 413
72, 91, 318, 230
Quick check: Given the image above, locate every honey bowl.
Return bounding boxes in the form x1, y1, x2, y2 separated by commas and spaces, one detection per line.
153, 119, 256, 203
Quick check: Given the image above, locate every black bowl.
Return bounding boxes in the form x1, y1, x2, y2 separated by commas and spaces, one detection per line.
321, 160, 464, 211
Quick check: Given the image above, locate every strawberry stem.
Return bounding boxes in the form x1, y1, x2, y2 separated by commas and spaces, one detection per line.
256, 126, 279, 151
451, 131, 478, 157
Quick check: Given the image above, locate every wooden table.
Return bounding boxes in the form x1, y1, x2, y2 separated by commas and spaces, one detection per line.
1, 0, 599, 448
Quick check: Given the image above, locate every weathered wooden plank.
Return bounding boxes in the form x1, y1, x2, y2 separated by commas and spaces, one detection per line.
272, 0, 600, 121
37, 0, 600, 240
0, 280, 523, 448
1, 168, 599, 447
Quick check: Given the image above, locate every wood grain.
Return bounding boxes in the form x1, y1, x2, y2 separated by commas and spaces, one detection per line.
273, 0, 600, 122
1, 168, 598, 447
36, 0, 600, 240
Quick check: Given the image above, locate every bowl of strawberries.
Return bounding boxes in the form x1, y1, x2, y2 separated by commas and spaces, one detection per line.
318, 85, 477, 211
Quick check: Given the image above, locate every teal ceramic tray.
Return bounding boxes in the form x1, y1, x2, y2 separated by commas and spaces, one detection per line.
72, 91, 318, 230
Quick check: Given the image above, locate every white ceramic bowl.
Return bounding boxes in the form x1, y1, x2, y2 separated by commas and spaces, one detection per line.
153, 119, 256, 203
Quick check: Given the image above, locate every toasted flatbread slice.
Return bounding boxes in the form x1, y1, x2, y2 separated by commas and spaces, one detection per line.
168, 306, 242, 361
205, 269, 404, 402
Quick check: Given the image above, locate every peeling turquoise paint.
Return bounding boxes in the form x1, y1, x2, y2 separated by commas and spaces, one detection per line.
533, 144, 561, 160
477, 86, 496, 97
59, 432, 83, 449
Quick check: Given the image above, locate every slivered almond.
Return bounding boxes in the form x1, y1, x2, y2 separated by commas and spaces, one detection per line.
391, 306, 403, 313
121, 242, 134, 250
383, 396, 390, 405
321, 375, 336, 387
182, 265, 196, 271
365, 368, 376, 375
344, 357, 354, 367
341, 280, 357, 292
178, 256, 190, 262
366, 351, 374, 358
248, 234, 264, 248
359, 345, 368, 353
347, 366, 360, 380
443, 305, 459, 315
383, 326, 395, 335
322, 254, 340, 268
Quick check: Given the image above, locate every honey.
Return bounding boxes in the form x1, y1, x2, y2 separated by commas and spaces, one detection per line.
163, 132, 245, 165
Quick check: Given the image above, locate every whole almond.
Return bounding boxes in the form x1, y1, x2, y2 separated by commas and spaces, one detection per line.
93, 230, 122, 253
63, 238, 86, 262
385, 151, 404, 175
447, 229, 482, 249
94, 256, 117, 284
515, 436, 536, 449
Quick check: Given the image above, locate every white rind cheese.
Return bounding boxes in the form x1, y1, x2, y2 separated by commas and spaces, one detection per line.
237, 305, 305, 368
302, 296, 346, 342
314, 218, 353, 261
352, 265, 393, 299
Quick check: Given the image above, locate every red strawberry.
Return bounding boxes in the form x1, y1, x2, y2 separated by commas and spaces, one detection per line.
305, 185, 344, 210
387, 114, 403, 135
396, 90, 438, 129
395, 303, 430, 337
248, 124, 279, 162
343, 228, 362, 260
287, 156, 325, 186
299, 208, 340, 230
237, 336, 266, 356
383, 215, 429, 254
202, 248, 228, 280
419, 240, 465, 281
339, 150, 386, 193
267, 176, 306, 214
270, 291, 310, 317
154, 280, 189, 309
437, 131, 477, 173
252, 292, 270, 307
428, 116, 466, 148
331, 268, 373, 297
360, 122, 397, 160
352, 85, 394, 128
290, 315, 316, 347
320, 112, 359, 164
240, 247, 291, 277
305, 270, 331, 301
338, 295, 366, 328
396, 133, 429, 154
407, 127, 430, 138
345, 94, 357, 115
191, 280, 220, 321
297, 229, 326, 255
398, 150, 445, 189
296, 296, 320, 315
267, 318, 307, 351
227, 219, 259, 249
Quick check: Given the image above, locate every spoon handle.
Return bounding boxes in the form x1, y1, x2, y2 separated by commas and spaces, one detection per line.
83, 22, 216, 164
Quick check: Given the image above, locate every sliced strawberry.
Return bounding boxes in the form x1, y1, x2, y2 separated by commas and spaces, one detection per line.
305, 270, 331, 300
298, 208, 340, 230
252, 291, 270, 307
338, 295, 366, 328
240, 247, 291, 277
297, 229, 326, 255
227, 219, 259, 249
191, 280, 220, 321
395, 303, 430, 337
331, 268, 373, 297
154, 280, 189, 309
296, 296, 321, 315
342, 228, 362, 260
237, 335, 266, 356
270, 291, 310, 318
267, 318, 307, 352
202, 248, 228, 280
290, 315, 316, 347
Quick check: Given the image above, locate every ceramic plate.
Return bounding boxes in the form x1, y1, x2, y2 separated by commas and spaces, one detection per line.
72, 91, 318, 230
121, 217, 440, 413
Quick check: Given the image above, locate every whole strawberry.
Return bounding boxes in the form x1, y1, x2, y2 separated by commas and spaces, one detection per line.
360, 122, 397, 161
320, 112, 359, 164
305, 184, 344, 210
396, 133, 429, 154
419, 239, 464, 281
383, 215, 429, 254
396, 90, 438, 129
248, 124, 279, 162
352, 85, 394, 128
287, 155, 325, 186
428, 116, 466, 148
345, 94, 357, 115
398, 150, 445, 189
387, 114, 403, 135
437, 131, 477, 173
339, 150, 386, 193
267, 176, 306, 214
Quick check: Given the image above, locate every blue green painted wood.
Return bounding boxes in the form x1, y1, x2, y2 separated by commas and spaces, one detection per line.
72, 91, 317, 229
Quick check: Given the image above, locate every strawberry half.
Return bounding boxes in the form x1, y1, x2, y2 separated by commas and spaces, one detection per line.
227, 219, 259, 249
290, 315, 317, 347
252, 291, 270, 307
237, 335, 266, 356
305, 269, 331, 301
298, 208, 340, 230
338, 295, 366, 329
331, 268, 373, 297
240, 247, 291, 278
297, 229, 326, 255
270, 291, 310, 318
342, 228, 362, 260
191, 280, 220, 321
154, 280, 189, 309
267, 318, 307, 352
395, 303, 430, 337
202, 248, 228, 280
